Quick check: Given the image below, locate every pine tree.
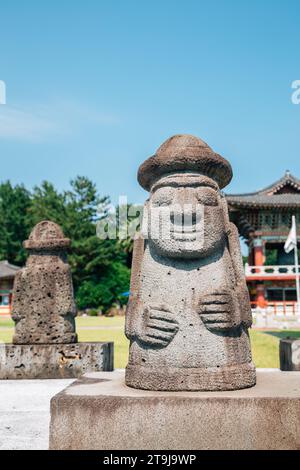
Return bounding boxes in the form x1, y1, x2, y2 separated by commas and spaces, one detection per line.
0, 181, 31, 265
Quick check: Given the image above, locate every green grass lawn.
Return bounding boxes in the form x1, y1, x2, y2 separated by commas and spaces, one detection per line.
76, 316, 129, 368
1, 316, 299, 369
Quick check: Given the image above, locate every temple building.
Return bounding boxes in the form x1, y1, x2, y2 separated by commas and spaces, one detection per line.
227, 171, 300, 311
0, 260, 20, 316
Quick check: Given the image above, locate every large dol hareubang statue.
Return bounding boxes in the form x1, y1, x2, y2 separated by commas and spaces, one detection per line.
125, 134, 256, 391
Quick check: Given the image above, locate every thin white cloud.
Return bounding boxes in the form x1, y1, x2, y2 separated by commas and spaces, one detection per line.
0, 106, 57, 142
56, 100, 120, 127
0, 100, 120, 142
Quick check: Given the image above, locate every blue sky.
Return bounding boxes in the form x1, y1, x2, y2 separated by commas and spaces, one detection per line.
0, 0, 300, 205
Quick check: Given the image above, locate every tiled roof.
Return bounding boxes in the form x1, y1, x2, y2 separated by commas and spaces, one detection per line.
226, 171, 300, 208
226, 193, 300, 208
255, 171, 300, 195
0, 260, 21, 279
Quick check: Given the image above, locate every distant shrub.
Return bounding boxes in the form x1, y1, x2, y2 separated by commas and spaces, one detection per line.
76, 262, 130, 313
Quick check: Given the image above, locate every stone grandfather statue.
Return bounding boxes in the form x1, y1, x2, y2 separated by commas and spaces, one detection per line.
2, 219, 113, 380
12, 220, 77, 344
125, 134, 256, 391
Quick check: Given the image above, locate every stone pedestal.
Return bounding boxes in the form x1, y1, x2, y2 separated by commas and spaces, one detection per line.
280, 338, 300, 371
0, 342, 113, 379
49, 369, 300, 450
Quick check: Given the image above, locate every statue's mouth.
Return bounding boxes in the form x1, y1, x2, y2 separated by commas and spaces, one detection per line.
170, 213, 202, 241
171, 227, 200, 242
171, 233, 198, 242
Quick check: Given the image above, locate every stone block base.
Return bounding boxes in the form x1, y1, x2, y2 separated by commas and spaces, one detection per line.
49, 369, 300, 450
280, 338, 300, 371
0, 342, 113, 379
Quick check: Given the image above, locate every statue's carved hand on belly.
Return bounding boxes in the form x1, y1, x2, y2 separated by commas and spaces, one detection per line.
136, 304, 179, 348
198, 290, 240, 332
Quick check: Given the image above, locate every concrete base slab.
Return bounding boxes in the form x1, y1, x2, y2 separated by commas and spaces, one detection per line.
49, 369, 300, 450
0, 342, 113, 379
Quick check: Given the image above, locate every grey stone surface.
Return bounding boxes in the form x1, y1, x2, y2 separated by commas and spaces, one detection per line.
0, 378, 74, 450
49, 369, 300, 450
125, 134, 255, 391
0, 342, 113, 379
12, 220, 77, 344
280, 338, 300, 371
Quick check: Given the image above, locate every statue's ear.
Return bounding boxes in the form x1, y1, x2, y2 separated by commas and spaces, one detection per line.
218, 192, 231, 234
140, 199, 150, 239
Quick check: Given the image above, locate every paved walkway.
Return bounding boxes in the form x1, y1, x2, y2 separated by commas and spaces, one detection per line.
0, 379, 74, 450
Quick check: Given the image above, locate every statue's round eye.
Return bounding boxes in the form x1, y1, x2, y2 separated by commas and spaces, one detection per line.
151, 188, 174, 206
196, 189, 218, 206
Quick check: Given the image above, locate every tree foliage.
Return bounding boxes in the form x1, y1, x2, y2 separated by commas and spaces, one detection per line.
0, 177, 131, 312
0, 181, 31, 265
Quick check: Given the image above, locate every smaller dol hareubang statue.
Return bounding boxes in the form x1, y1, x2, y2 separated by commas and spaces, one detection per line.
125, 134, 256, 391
12, 221, 77, 344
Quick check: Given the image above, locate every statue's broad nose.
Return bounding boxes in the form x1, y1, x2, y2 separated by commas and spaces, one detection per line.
170, 207, 202, 232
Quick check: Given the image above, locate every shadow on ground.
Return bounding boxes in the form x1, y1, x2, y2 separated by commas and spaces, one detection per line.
263, 330, 300, 340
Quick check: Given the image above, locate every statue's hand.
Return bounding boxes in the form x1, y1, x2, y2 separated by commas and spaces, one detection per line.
198, 290, 240, 332
137, 304, 179, 348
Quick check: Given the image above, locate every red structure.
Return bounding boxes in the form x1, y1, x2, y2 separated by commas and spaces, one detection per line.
226, 171, 300, 312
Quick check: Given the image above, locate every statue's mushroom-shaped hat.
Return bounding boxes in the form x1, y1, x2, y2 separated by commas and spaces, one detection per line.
24, 220, 70, 250
138, 134, 233, 191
